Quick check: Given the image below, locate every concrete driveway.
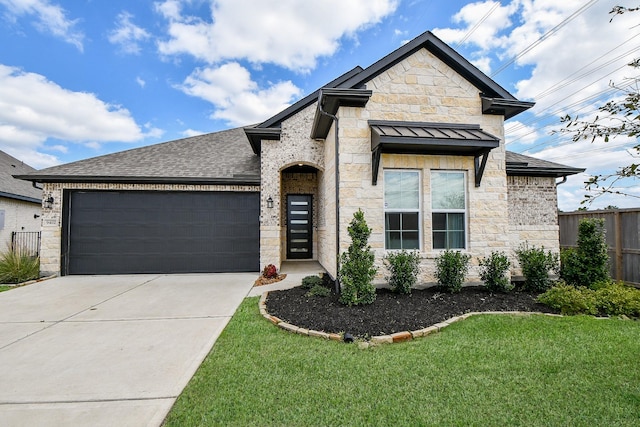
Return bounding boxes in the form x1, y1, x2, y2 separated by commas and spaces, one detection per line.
0, 273, 255, 427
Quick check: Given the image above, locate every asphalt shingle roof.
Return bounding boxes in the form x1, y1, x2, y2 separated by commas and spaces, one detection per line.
17, 127, 260, 185
506, 151, 584, 177
0, 151, 41, 202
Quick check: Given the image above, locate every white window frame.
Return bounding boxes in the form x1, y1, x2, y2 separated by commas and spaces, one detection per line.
383, 169, 422, 250
431, 170, 468, 250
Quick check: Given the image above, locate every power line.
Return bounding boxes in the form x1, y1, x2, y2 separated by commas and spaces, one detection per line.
455, 1, 501, 47
491, 0, 601, 77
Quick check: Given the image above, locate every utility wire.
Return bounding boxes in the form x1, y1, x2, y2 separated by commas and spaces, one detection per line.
455, 1, 501, 47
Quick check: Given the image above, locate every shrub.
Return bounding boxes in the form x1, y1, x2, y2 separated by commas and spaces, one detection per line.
384, 250, 420, 294
594, 282, 640, 317
435, 250, 470, 293
301, 275, 323, 289
515, 244, 559, 292
537, 283, 597, 315
262, 264, 278, 279
479, 251, 513, 293
306, 284, 330, 297
338, 209, 377, 306
560, 218, 610, 288
0, 250, 40, 284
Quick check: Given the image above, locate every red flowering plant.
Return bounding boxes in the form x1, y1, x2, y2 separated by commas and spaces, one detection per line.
262, 264, 278, 279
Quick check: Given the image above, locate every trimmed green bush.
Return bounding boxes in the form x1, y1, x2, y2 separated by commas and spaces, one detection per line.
560, 218, 610, 288
384, 250, 420, 294
435, 250, 470, 293
338, 209, 377, 306
0, 250, 40, 284
515, 244, 558, 291
595, 282, 640, 317
537, 283, 597, 315
479, 251, 512, 293
538, 281, 640, 317
306, 284, 330, 297
301, 275, 323, 289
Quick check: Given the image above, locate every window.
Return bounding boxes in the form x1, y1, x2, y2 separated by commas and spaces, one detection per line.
431, 171, 466, 249
384, 170, 420, 249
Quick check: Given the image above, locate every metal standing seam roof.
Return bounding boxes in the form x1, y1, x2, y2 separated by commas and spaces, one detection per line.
0, 150, 41, 203
370, 122, 500, 146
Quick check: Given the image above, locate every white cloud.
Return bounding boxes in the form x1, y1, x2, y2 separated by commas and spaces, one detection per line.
136, 76, 146, 88
0, 65, 161, 167
0, 0, 84, 51
182, 128, 205, 137
155, 0, 398, 70
178, 62, 302, 126
505, 120, 540, 145
108, 11, 151, 55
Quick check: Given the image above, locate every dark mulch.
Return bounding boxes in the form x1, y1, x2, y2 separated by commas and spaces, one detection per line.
266, 285, 559, 339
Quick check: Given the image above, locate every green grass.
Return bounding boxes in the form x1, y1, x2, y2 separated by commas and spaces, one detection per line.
0, 285, 12, 292
164, 298, 640, 426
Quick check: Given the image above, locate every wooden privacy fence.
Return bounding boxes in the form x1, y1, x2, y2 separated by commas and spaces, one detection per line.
558, 208, 640, 286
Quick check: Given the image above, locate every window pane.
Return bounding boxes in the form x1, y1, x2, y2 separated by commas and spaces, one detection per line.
402, 231, 419, 249
448, 213, 465, 231
385, 171, 419, 209
386, 231, 402, 249
402, 212, 419, 231
385, 213, 400, 230
432, 213, 446, 230
448, 231, 465, 249
433, 231, 446, 249
432, 172, 465, 210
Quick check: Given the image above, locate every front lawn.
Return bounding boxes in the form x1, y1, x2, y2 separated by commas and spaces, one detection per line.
164, 297, 640, 426
0, 285, 12, 292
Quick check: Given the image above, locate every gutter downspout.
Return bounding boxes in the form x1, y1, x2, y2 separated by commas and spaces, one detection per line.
318, 95, 341, 293
556, 176, 568, 185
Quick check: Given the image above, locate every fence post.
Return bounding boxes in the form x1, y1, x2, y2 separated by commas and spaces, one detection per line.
614, 211, 623, 281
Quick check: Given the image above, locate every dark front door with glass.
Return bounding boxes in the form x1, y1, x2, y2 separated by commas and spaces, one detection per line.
287, 194, 312, 259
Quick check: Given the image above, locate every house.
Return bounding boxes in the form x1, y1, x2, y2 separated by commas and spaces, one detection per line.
17, 31, 583, 282
0, 150, 42, 253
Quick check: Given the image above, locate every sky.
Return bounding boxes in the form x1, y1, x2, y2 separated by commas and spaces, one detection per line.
0, 0, 638, 211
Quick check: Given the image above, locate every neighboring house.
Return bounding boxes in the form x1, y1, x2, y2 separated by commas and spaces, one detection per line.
0, 150, 42, 253
17, 31, 583, 282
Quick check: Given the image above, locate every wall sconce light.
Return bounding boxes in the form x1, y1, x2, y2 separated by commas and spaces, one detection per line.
266, 196, 274, 209
43, 196, 54, 210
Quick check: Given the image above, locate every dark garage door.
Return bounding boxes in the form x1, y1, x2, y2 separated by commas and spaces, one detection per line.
64, 191, 259, 275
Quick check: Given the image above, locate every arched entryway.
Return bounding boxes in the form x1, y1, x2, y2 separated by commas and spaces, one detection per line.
280, 164, 321, 261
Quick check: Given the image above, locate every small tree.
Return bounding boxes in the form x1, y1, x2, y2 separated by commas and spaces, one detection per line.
479, 251, 512, 292
435, 250, 470, 293
561, 218, 610, 288
338, 209, 377, 306
384, 250, 420, 294
515, 244, 559, 292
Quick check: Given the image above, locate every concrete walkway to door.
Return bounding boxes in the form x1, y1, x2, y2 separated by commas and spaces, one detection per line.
0, 273, 255, 427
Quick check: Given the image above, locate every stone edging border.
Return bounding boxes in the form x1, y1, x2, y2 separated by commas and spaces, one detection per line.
1, 274, 57, 288
259, 291, 565, 345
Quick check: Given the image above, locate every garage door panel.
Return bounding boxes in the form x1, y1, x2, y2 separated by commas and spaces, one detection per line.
67, 191, 259, 274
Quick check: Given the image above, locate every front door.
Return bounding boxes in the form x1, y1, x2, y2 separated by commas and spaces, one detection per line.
287, 195, 312, 259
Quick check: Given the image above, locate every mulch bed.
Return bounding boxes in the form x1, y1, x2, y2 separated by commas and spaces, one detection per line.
266, 285, 559, 338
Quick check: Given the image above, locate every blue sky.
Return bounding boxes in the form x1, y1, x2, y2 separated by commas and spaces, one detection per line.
0, 0, 638, 210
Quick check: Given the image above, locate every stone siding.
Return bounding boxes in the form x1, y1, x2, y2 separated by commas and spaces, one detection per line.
334, 48, 509, 283
259, 104, 325, 270
507, 175, 560, 273
39, 182, 259, 276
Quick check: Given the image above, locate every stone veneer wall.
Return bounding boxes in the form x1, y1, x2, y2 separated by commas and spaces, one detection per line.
507, 175, 560, 273
334, 48, 509, 283
259, 104, 325, 271
39, 182, 259, 276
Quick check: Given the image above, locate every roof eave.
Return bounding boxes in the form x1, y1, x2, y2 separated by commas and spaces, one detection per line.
0, 191, 41, 204
506, 166, 585, 178
310, 88, 373, 139
13, 175, 261, 186
481, 96, 535, 119
243, 127, 281, 155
